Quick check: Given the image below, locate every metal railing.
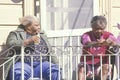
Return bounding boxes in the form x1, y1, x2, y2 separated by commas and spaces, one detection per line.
0, 45, 120, 80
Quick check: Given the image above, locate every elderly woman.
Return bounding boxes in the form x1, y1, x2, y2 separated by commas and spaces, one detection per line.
78, 15, 117, 80
6, 15, 61, 80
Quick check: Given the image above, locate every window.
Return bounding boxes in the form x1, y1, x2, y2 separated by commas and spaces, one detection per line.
39, 0, 93, 30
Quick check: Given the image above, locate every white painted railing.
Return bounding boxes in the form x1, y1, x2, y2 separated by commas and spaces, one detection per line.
0, 45, 120, 80
0, 34, 120, 80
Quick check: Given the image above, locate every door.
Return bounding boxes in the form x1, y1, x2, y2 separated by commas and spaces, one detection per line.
39, 0, 99, 79
39, 0, 98, 43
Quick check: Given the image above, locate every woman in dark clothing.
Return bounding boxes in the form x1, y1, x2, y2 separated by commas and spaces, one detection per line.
6, 15, 61, 80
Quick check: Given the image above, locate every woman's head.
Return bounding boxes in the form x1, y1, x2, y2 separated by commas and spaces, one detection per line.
91, 15, 107, 29
91, 16, 107, 39
19, 15, 40, 35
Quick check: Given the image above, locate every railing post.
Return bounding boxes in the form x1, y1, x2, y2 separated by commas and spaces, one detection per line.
21, 45, 24, 80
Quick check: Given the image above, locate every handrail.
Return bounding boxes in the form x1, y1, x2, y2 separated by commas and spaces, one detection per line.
0, 55, 16, 68
0, 45, 120, 80
0, 45, 16, 57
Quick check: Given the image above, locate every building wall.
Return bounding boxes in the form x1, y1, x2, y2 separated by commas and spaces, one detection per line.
0, 0, 120, 51
99, 0, 120, 37
111, 0, 120, 37
0, 0, 35, 51
0, 0, 23, 51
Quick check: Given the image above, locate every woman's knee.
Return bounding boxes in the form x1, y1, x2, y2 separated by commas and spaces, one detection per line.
10, 62, 31, 80
102, 64, 112, 75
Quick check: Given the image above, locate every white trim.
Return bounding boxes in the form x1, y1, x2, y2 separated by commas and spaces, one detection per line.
40, 0, 93, 38
24, 0, 34, 15
93, 0, 99, 16
40, 0, 47, 31
46, 28, 91, 37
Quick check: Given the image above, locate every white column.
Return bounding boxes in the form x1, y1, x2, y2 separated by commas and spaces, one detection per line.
40, 0, 47, 31
23, 0, 35, 16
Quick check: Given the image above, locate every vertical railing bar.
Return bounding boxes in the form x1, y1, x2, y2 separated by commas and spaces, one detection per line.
54, 37, 61, 80
76, 36, 80, 80
31, 55, 33, 80
76, 54, 78, 80
58, 56, 61, 80
21, 46, 24, 80
92, 55, 94, 80
62, 37, 65, 79
118, 54, 120, 79
13, 55, 15, 80
70, 36, 73, 80
3, 63, 5, 80
50, 55, 52, 80
67, 51, 70, 80
12, 56, 14, 80
109, 55, 111, 80
40, 54, 42, 80
84, 55, 86, 80
77, 54, 81, 80
54, 37, 57, 55
100, 55, 102, 80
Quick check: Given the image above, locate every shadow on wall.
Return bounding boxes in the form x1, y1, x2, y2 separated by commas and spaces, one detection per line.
11, 0, 22, 3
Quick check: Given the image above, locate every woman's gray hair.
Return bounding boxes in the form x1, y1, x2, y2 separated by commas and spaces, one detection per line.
19, 15, 39, 27
91, 15, 107, 29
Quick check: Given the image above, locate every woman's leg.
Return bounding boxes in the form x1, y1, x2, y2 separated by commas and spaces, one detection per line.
78, 67, 85, 80
34, 61, 61, 80
9, 62, 31, 80
78, 63, 92, 80
96, 64, 112, 80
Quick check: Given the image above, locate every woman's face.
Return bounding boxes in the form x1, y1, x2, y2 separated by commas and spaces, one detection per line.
92, 26, 104, 39
29, 21, 40, 34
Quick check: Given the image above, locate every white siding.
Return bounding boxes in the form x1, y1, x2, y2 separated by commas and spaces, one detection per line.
111, 0, 120, 37
0, 0, 23, 51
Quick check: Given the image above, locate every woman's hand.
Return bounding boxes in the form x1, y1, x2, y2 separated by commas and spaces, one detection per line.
24, 35, 40, 46
97, 39, 106, 44
97, 39, 115, 46
31, 35, 40, 44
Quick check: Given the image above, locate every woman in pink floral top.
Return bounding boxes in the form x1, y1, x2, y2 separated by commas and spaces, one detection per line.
78, 15, 117, 80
